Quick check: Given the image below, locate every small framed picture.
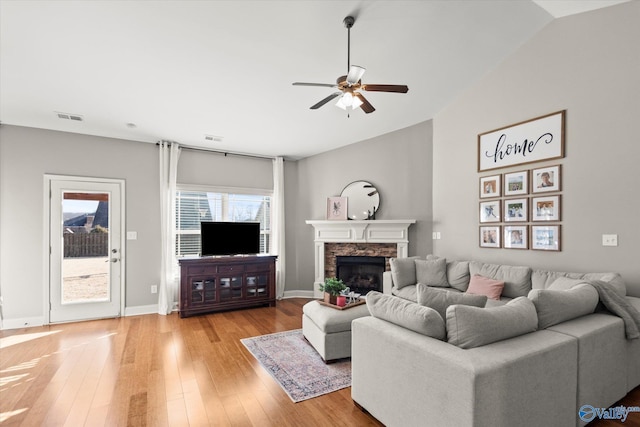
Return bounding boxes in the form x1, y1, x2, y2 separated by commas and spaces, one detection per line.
479, 200, 501, 223
504, 225, 528, 249
480, 226, 501, 248
532, 195, 561, 221
480, 174, 501, 199
326, 196, 347, 220
531, 225, 561, 251
504, 198, 528, 222
532, 165, 561, 193
504, 170, 528, 196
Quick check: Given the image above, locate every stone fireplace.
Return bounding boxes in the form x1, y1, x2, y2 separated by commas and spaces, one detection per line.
306, 220, 416, 298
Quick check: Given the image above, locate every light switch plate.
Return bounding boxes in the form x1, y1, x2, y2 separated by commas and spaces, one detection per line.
127, 231, 138, 240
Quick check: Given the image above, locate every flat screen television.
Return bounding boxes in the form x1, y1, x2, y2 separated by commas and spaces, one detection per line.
200, 221, 261, 256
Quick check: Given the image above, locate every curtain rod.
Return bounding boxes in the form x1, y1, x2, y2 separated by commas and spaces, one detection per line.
156, 141, 278, 161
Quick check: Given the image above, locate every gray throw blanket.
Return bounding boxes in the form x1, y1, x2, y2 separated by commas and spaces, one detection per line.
589, 280, 640, 339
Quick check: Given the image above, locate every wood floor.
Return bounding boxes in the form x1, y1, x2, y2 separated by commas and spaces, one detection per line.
0, 299, 380, 426
1, 298, 639, 426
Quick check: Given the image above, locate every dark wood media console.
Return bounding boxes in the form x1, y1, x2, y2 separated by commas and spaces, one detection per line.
178, 255, 277, 318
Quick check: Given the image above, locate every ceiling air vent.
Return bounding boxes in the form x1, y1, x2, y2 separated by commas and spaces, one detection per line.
56, 112, 84, 121
205, 134, 223, 143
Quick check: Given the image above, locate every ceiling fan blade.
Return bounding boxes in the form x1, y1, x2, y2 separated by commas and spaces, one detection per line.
361, 84, 409, 93
355, 93, 375, 114
310, 92, 342, 109
293, 82, 338, 88
346, 65, 366, 85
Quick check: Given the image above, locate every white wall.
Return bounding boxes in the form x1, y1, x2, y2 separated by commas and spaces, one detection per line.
433, 2, 640, 296
288, 120, 434, 292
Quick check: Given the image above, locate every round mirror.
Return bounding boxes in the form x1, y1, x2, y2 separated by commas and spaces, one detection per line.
340, 181, 380, 220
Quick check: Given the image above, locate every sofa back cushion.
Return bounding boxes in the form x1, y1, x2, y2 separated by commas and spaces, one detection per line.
366, 291, 446, 339
446, 297, 538, 349
528, 283, 599, 329
390, 256, 421, 289
415, 258, 449, 287
447, 261, 471, 291
531, 270, 626, 296
469, 261, 532, 298
427, 255, 471, 291
416, 284, 487, 319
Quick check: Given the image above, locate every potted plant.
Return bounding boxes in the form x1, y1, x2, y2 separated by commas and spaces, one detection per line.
319, 277, 347, 305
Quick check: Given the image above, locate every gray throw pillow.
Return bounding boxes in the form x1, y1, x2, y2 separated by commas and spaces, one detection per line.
416, 283, 487, 319
366, 291, 446, 339
447, 260, 471, 291
528, 283, 599, 329
446, 297, 538, 349
415, 258, 449, 287
390, 257, 420, 289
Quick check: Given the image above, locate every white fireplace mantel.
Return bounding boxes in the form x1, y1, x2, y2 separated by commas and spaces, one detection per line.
306, 220, 416, 297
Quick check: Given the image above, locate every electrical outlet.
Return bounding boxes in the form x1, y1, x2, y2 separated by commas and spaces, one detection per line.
432, 231, 441, 240
151, 285, 158, 294
602, 234, 618, 246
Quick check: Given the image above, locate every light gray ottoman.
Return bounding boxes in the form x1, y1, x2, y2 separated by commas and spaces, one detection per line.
302, 300, 370, 362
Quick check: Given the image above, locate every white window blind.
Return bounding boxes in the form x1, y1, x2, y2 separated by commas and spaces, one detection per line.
175, 189, 271, 257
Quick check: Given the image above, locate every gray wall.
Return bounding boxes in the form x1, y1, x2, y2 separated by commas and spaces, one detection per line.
0, 126, 160, 320
288, 120, 433, 292
433, 2, 640, 296
0, 126, 275, 324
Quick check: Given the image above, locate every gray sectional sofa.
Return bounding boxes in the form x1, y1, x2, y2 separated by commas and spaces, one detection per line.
351, 257, 640, 427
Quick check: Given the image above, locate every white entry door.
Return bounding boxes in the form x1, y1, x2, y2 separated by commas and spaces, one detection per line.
48, 177, 124, 323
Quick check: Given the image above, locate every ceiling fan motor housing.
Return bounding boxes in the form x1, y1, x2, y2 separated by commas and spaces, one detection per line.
343, 16, 355, 28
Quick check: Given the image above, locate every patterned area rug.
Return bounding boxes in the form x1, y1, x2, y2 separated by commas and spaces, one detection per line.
241, 329, 351, 402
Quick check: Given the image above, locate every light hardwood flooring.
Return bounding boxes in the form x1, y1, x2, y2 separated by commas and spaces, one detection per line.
1, 298, 639, 426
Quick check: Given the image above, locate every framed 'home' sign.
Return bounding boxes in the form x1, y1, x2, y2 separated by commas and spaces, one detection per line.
478, 110, 565, 172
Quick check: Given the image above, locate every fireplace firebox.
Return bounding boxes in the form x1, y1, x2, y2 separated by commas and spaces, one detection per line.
336, 256, 386, 295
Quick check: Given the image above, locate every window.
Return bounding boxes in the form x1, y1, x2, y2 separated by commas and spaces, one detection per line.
175, 188, 271, 256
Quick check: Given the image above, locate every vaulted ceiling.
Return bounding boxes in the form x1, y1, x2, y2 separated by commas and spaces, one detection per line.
0, 1, 628, 159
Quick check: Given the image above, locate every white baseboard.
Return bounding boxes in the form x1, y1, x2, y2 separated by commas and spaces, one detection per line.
281, 290, 315, 299
124, 304, 159, 317
1, 316, 45, 330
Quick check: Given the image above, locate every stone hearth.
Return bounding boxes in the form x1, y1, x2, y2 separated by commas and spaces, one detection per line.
324, 242, 397, 279
306, 220, 416, 298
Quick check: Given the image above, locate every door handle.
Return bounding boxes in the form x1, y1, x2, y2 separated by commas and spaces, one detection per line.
111, 258, 120, 263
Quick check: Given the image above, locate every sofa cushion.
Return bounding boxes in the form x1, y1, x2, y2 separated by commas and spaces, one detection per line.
466, 274, 504, 300
415, 258, 449, 287
447, 261, 471, 291
416, 283, 487, 319
532, 270, 626, 296
390, 257, 420, 289
366, 291, 445, 339
446, 297, 538, 349
547, 276, 587, 291
528, 283, 599, 329
469, 261, 531, 298
392, 285, 418, 302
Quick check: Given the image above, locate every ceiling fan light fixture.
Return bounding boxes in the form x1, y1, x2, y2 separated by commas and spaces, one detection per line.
335, 92, 362, 110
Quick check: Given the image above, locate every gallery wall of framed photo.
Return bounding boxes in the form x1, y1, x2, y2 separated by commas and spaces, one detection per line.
479, 165, 562, 250
477, 111, 565, 251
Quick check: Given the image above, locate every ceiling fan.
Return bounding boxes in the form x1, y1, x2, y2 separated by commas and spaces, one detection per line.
292, 15, 409, 114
